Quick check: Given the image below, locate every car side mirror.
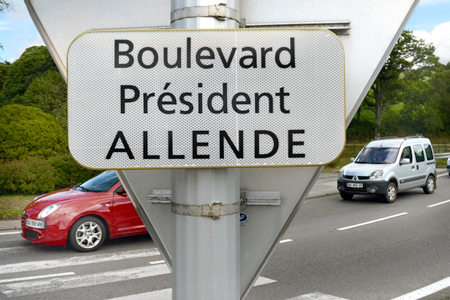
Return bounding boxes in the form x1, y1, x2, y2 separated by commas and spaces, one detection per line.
350, 158, 354, 163
116, 188, 127, 195
400, 158, 410, 165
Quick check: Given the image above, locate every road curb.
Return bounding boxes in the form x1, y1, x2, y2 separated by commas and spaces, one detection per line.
0, 220, 21, 231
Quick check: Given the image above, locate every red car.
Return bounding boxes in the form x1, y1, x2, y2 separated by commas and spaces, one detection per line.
21, 170, 148, 251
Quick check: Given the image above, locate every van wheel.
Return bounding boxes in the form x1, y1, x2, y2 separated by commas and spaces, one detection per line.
423, 175, 436, 194
382, 182, 397, 203
69, 216, 107, 252
340, 191, 353, 200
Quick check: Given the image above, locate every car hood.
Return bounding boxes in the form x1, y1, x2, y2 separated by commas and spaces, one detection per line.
342, 163, 392, 176
26, 188, 91, 211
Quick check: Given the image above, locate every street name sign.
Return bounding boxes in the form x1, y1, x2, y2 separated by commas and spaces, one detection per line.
68, 28, 345, 169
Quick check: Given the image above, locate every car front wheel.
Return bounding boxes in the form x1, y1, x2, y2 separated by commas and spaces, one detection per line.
69, 216, 107, 252
423, 175, 436, 194
382, 182, 397, 203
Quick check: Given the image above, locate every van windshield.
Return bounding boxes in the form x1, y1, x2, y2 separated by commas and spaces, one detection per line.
355, 147, 399, 164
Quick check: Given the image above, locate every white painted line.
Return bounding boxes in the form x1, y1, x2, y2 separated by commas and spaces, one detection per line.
254, 276, 277, 286
437, 173, 448, 178
0, 248, 161, 275
280, 239, 293, 244
428, 199, 450, 208
285, 292, 349, 300
391, 276, 450, 300
106, 276, 277, 300
336, 212, 408, 231
149, 260, 165, 265
0, 272, 75, 284
0, 231, 20, 236
0, 264, 170, 297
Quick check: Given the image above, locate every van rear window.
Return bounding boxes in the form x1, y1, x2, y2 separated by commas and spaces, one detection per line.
424, 144, 434, 160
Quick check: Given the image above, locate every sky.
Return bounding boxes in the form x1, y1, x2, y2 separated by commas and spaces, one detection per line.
0, 0, 450, 64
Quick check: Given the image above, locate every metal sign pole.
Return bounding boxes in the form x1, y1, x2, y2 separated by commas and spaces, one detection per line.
170, 1, 241, 299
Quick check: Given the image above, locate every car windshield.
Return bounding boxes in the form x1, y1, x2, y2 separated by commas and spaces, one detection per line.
355, 147, 399, 164
75, 170, 119, 192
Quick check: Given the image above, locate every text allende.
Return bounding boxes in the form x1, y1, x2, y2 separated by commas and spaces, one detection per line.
121, 83, 290, 115
106, 130, 305, 160
114, 37, 296, 69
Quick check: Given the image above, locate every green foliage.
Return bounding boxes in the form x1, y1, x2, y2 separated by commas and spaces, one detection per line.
364, 30, 440, 139
0, 154, 101, 195
47, 154, 101, 190
0, 46, 58, 106
0, 62, 10, 91
0, 157, 58, 194
0, 104, 67, 160
21, 70, 67, 129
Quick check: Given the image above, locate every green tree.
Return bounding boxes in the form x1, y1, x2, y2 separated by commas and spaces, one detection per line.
0, 104, 67, 160
0, 46, 58, 106
21, 70, 67, 128
363, 30, 440, 139
0, 61, 11, 92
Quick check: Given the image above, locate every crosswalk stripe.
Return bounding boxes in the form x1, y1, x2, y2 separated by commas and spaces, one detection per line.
0, 272, 75, 284
106, 276, 277, 300
0, 264, 170, 297
285, 292, 349, 300
0, 248, 160, 275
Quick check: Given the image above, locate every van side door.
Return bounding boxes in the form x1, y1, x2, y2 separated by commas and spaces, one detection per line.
412, 144, 428, 186
397, 146, 416, 190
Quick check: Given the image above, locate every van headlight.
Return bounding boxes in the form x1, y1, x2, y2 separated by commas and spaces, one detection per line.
38, 203, 61, 219
339, 168, 345, 178
370, 170, 384, 179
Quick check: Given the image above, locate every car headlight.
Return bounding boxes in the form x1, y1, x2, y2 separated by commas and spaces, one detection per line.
370, 170, 384, 179
38, 203, 61, 219
339, 168, 345, 178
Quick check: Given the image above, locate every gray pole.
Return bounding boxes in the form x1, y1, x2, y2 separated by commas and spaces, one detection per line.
170, 1, 241, 300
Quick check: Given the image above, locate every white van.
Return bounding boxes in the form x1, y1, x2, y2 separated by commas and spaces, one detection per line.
337, 137, 437, 203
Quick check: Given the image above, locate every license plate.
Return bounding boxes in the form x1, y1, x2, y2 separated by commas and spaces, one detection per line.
26, 218, 46, 229
347, 182, 363, 188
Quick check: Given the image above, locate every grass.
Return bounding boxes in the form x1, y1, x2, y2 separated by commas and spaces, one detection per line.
0, 195, 35, 220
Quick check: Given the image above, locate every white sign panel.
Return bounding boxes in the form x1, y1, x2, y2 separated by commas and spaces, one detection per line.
68, 28, 345, 169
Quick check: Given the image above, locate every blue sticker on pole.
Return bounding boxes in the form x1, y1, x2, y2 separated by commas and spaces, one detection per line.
240, 213, 248, 223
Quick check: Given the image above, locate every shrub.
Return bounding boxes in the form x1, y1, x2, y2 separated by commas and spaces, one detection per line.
48, 154, 101, 189
0, 157, 58, 194
0, 104, 67, 160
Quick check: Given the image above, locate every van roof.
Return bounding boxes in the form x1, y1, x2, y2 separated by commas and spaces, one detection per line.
366, 137, 430, 148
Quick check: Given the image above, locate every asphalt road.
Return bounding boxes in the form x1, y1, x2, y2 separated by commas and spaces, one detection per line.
1, 171, 450, 300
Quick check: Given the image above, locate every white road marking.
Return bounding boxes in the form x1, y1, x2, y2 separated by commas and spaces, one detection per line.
427, 199, 450, 208
0, 248, 161, 275
280, 239, 293, 244
285, 292, 349, 300
0, 272, 75, 284
437, 173, 448, 178
0, 264, 170, 297
106, 276, 277, 300
391, 276, 450, 300
336, 212, 408, 231
149, 260, 165, 265
0, 231, 20, 236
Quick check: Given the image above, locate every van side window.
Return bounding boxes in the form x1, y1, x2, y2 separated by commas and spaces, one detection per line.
424, 144, 434, 160
414, 145, 425, 162
401, 147, 412, 163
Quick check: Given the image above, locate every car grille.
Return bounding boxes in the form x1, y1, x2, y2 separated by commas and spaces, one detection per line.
343, 175, 370, 180
25, 229, 38, 240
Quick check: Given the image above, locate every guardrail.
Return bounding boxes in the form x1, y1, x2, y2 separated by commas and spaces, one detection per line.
435, 153, 450, 159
